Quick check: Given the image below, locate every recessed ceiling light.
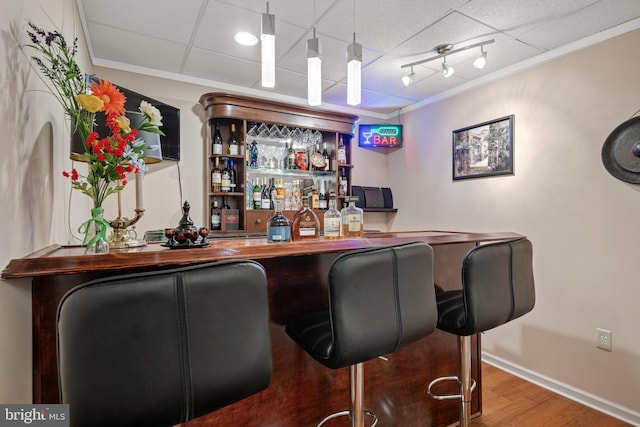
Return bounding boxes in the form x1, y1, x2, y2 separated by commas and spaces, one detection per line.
234, 32, 258, 46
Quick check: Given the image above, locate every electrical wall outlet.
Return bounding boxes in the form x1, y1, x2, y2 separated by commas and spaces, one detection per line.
596, 328, 612, 351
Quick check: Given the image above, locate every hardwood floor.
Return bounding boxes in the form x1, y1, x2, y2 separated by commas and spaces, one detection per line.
471, 363, 632, 427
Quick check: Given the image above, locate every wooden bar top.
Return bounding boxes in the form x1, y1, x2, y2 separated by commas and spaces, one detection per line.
1, 231, 523, 280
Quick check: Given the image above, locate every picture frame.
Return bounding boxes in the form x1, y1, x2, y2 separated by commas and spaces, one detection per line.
452, 115, 514, 180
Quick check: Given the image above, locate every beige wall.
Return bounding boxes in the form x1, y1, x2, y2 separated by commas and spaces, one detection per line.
393, 30, 640, 421
2, 0, 639, 423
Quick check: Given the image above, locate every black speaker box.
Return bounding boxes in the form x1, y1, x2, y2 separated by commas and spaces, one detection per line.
381, 187, 393, 209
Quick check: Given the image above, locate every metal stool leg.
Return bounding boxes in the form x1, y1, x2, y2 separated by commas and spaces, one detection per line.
317, 362, 378, 427
427, 334, 476, 427
459, 335, 472, 427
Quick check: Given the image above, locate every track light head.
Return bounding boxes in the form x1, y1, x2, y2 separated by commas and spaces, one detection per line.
442, 57, 454, 78
402, 66, 415, 86
473, 46, 487, 69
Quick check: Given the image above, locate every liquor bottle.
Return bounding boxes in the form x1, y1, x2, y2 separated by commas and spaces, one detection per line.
261, 178, 271, 210
341, 196, 364, 238
267, 199, 291, 243
228, 123, 239, 155
322, 142, 330, 171
228, 159, 237, 193
211, 200, 222, 230
212, 122, 223, 155
337, 135, 347, 164
269, 178, 276, 209
310, 143, 325, 171
292, 196, 320, 240
253, 178, 262, 210
323, 192, 341, 239
249, 140, 258, 167
287, 142, 296, 169
211, 157, 222, 192
318, 179, 327, 209
339, 173, 348, 196
311, 183, 320, 209
221, 158, 231, 192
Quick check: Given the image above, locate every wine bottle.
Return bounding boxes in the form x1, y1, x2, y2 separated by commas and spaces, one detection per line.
228, 159, 237, 193
221, 158, 231, 192
212, 122, 223, 155
253, 178, 262, 210
211, 157, 222, 192
211, 200, 222, 230
261, 178, 271, 210
337, 135, 347, 164
318, 179, 327, 209
322, 142, 330, 171
228, 123, 239, 155
323, 192, 341, 239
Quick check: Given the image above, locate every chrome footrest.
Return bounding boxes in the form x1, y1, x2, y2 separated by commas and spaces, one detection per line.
316, 409, 378, 427
426, 375, 476, 400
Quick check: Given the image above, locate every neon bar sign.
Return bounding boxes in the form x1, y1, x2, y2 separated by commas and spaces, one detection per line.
358, 124, 403, 148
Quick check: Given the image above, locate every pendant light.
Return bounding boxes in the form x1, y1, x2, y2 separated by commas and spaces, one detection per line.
346, 0, 361, 106
307, 28, 322, 106
261, 1, 275, 88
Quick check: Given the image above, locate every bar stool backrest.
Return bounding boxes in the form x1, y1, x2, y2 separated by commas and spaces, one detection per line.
57, 260, 272, 427
327, 241, 437, 368
458, 238, 535, 336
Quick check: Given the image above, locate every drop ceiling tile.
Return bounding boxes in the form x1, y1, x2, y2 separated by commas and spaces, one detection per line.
457, 0, 600, 37
88, 23, 187, 73
518, 0, 640, 50
388, 11, 497, 59
79, 0, 203, 44
184, 47, 262, 87
318, 0, 468, 53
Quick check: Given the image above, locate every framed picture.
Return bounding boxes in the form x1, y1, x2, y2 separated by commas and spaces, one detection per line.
452, 115, 514, 180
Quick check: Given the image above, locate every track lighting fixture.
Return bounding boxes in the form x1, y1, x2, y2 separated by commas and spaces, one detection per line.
402, 66, 415, 86
442, 57, 454, 78
260, 1, 275, 88
401, 39, 494, 78
473, 46, 487, 69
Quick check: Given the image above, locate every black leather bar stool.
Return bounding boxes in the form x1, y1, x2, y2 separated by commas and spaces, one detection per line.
286, 241, 438, 427
57, 260, 272, 427
427, 238, 535, 427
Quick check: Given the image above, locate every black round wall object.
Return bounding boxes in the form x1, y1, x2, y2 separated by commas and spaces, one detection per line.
602, 116, 640, 184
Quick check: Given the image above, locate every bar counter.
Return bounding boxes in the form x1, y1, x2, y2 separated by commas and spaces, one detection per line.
2, 230, 523, 427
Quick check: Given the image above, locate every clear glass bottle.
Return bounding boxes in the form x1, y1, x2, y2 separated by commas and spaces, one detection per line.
267, 199, 291, 243
211, 157, 222, 192
323, 192, 341, 239
337, 135, 347, 164
292, 195, 320, 240
211, 200, 222, 230
341, 196, 363, 238
228, 123, 239, 155
212, 122, 223, 155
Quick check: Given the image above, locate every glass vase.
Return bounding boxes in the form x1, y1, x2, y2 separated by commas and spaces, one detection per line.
83, 206, 110, 255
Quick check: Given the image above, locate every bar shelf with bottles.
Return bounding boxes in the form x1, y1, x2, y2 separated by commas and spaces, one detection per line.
199, 92, 358, 233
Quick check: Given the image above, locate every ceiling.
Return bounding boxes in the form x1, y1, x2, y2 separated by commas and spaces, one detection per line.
77, 0, 640, 118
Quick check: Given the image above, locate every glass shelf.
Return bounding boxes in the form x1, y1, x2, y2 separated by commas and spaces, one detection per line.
247, 166, 335, 178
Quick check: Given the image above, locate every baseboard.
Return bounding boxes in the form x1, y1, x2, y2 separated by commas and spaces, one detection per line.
482, 353, 640, 426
